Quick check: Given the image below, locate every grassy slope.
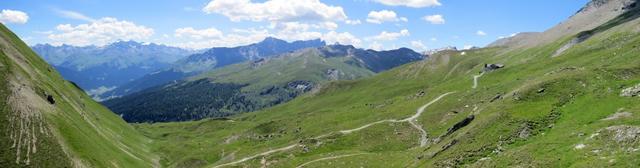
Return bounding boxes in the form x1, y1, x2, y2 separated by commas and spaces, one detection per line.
136, 12, 640, 168
191, 48, 376, 92
0, 35, 71, 167
0, 24, 157, 167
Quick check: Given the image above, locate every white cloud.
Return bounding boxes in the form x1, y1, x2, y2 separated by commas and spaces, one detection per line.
430, 37, 437, 41
47, 17, 154, 46
322, 31, 361, 46
369, 41, 384, 51
172, 28, 271, 49
318, 22, 338, 30
368, 29, 410, 41
423, 14, 444, 24
269, 22, 328, 41
0, 9, 29, 24
410, 40, 427, 51
203, 0, 347, 23
345, 19, 362, 25
374, 0, 441, 8
170, 17, 362, 49
171, 26, 361, 49
476, 30, 487, 36
282, 31, 323, 41
53, 9, 95, 22
271, 21, 337, 32
273, 22, 312, 32
271, 22, 359, 46
272, 23, 359, 46
175, 27, 223, 39
366, 10, 406, 24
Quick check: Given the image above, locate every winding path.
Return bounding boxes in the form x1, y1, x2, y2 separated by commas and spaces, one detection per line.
212, 92, 455, 167
338, 119, 401, 134
338, 92, 455, 147
401, 92, 455, 147
472, 72, 484, 89
212, 144, 299, 168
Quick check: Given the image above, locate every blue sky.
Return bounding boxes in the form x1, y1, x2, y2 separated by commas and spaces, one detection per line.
1, 0, 589, 51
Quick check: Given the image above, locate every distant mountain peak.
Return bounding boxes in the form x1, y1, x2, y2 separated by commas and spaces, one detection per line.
393, 47, 414, 52
258, 37, 287, 44
257, 37, 326, 46
109, 40, 143, 47
325, 44, 355, 49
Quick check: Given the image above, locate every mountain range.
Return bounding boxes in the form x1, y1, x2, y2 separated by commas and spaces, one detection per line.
31, 41, 195, 99
97, 37, 326, 100
103, 45, 424, 122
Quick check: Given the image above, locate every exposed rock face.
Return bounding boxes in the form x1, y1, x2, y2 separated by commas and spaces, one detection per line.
326, 69, 340, 81
518, 126, 532, 139
584, 125, 640, 154
483, 64, 505, 72
580, 0, 638, 13
445, 115, 475, 136
537, 88, 546, 93
620, 83, 640, 97
287, 81, 314, 92
602, 111, 633, 120
490, 93, 503, 103
46, 95, 55, 105
251, 58, 267, 68
605, 125, 640, 143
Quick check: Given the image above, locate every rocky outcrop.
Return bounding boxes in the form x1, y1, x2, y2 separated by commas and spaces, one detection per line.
602, 111, 632, 120
46, 95, 55, 105
483, 64, 505, 72
620, 83, 640, 97
444, 115, 475, 136
251, 58, 267, 68
604, 125, 640, 143
326, 69, 340, 81
287, 81, 314, 92
489, 93, 503, 103
518, 125, 532, 139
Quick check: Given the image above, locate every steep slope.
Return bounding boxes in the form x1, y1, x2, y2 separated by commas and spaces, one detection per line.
103, 45, 424, 122
0, 24, 157, 167
491, 0, 638, 48
99, 38, 325, 100
132, 1, 640, 167
31, 41, 194, 95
